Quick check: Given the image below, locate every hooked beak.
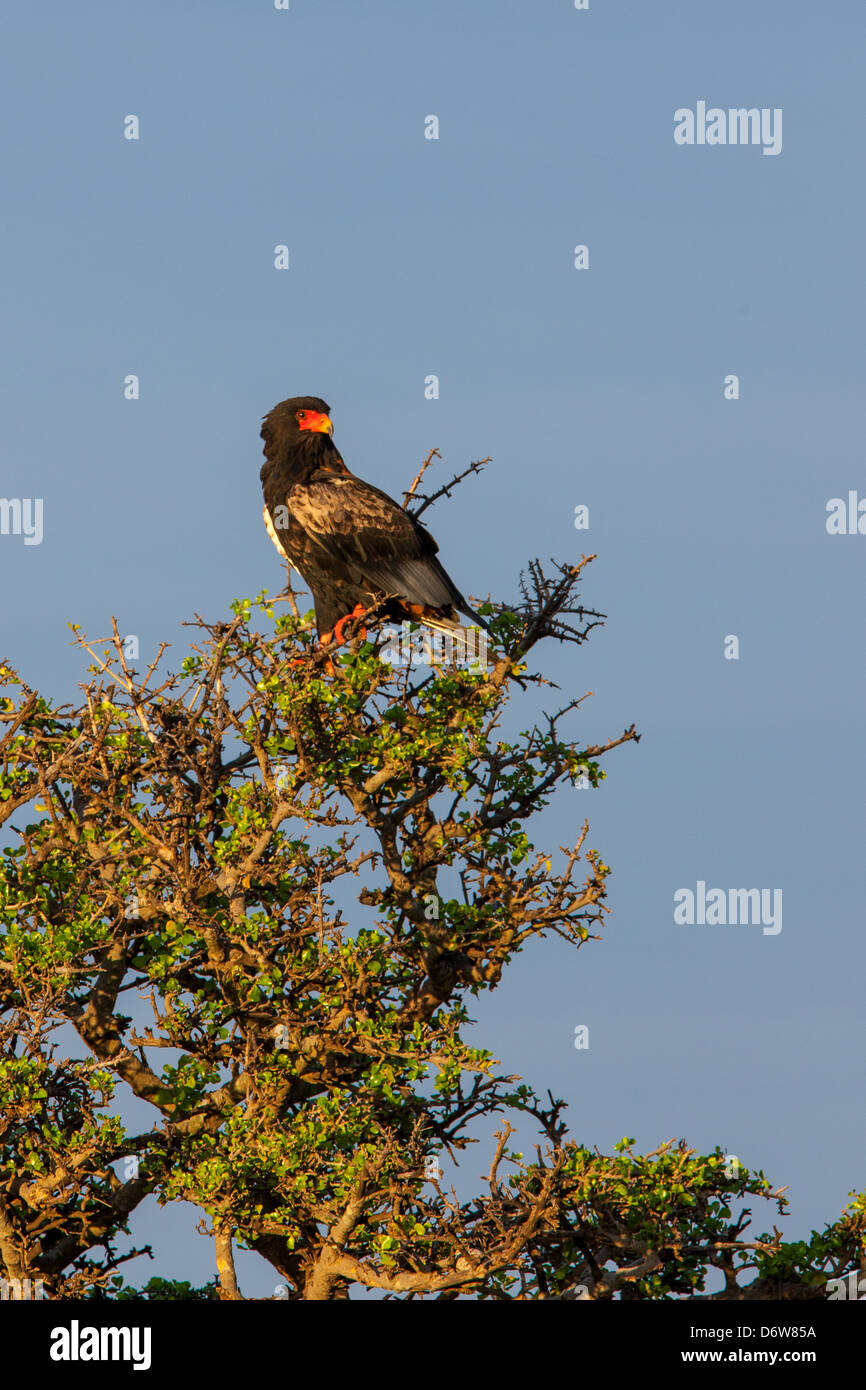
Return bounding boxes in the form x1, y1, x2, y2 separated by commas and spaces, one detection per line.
300, 412, 333, 435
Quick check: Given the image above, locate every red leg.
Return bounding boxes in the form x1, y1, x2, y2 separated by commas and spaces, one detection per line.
287, 605, 368, 678
332, 603, 368, 646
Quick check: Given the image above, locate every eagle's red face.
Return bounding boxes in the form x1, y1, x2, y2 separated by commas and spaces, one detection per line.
296, 408, 333, 435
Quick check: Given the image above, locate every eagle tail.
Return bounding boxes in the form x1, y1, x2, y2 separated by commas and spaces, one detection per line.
392, 608, 490, 667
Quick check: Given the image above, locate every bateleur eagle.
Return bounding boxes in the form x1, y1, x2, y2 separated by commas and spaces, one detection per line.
260, 395, 487, 646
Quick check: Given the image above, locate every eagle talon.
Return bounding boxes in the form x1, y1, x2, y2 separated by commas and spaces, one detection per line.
331, 603, 369, 647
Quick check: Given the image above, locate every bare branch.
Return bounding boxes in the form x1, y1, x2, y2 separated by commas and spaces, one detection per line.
408, 456, 492, 519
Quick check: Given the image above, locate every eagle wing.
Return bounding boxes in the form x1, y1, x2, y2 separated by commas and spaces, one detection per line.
287, 472, 480, 624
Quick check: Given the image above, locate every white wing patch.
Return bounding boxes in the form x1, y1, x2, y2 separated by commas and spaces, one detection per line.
263, 504, 287, 556
262, 504, 302, 577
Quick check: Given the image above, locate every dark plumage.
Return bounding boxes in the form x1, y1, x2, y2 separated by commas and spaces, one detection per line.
260, 395, 486, 642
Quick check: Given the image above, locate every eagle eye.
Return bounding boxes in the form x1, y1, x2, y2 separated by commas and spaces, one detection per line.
297, 410, 307, 422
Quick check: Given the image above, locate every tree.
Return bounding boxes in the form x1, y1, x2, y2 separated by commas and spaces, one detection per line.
0, 464, 863, 1300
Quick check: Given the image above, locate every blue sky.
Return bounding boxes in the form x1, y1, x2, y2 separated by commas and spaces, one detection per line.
2, 0, 864, 1296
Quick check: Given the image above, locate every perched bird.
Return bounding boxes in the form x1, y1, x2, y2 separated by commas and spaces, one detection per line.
260, 395, 487, 647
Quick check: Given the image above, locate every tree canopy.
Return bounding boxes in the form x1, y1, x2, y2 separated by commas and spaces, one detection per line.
1, 532, 863, 1300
